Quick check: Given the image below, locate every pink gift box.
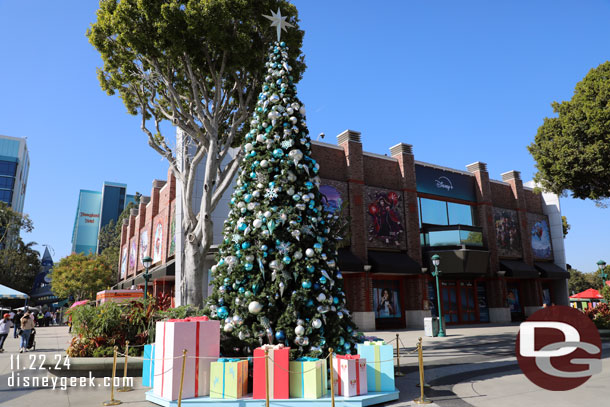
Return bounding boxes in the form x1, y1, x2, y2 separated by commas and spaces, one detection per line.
153, 318, 220, 401
333, 354, 367, 397
253, 344, 290, 399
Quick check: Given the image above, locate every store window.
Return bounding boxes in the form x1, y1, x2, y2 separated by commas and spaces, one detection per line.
419, 198, 474, 226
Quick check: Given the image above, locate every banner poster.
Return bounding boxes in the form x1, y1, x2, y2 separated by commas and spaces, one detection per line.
372, 282, 402, 319
153, 221, 163, 263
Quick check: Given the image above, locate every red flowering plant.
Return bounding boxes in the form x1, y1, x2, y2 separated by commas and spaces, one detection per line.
584, 302, 610, 329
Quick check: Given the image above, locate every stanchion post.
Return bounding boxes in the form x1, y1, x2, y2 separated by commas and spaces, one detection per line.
329, 348, 335, 407
103, 346, 122, 406
177, 349, 187, 407
413, 338, 431, 405
265, 349, 270, 407
117, 340, 133, 392
394, 333, 405, 377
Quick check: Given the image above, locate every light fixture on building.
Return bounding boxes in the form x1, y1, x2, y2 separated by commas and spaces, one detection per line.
142, 256, 153, 301
363, 264, 372, 272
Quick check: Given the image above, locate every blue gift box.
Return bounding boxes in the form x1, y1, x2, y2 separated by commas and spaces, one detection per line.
142, 344, 155, 387
356, 341, 394, 392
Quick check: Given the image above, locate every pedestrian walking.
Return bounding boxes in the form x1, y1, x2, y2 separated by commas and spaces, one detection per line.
0, 313, 13, 352
19, 313, 35, 353
44, 310, 52, 327
13, 310, 23, 338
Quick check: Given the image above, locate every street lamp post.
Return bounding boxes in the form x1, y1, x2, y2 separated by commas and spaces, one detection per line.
142, 256, 153, 301
597, 259, 607, 291
431, 254, 446, 337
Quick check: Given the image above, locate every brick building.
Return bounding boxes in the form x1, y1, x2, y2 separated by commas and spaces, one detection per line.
115, 130, 569, 330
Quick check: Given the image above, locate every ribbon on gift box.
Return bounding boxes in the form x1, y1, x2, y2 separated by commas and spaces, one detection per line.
185, 316, 209, 322
337, 354, 360, 360
364, 340, 385, 346
260, 343, 285, 350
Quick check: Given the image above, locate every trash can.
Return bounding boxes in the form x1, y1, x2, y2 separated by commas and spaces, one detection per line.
424, 317, 439, 337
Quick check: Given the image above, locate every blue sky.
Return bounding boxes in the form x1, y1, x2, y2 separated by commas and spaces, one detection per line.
0, 1, 609, 273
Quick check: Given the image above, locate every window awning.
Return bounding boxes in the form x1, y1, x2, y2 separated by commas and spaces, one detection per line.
534, 262, 570, 279
499, 260, 539, 279
368, 251, 421, 274
116, 259, 175, 289
337, 249, 365, 272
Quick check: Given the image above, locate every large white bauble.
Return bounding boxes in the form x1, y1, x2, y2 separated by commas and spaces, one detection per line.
317, 293, 326, 302
248, 301, 263, 314
260, 160, 269, 168
295, 325, 305, 336
223, 323, 234, 332
257, 134, 266, 143
305, 248, 315, 257
253, 219, 263, 228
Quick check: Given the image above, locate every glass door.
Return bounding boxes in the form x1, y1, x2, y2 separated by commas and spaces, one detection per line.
441, 281, 459, 324
459, 281, 476, 323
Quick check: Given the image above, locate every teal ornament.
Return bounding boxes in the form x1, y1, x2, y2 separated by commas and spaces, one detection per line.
292, 194, 300, 201
346, 326, 353, 333
261, 245, 268, 251
306, 265, 315, 273
217, 306, 229, 319
238, 287, 245, 294
245, 290, 252, 297
224, 278, 230, 284
252, 284, 259, 294
273, 149, 284, 158
282, 256, 291, 264
305, 182, 313, 190
302, 280, 312, 289
319, 276, 327, 284
338, 337, 345, 345
319, 337, 326, 346
238, 222, 247, 231
249, 172, 256, 179
314, 243, 322, 251
343, 342, 351, 350
267, 220, 276, 233
257, 258, 265, 272
241, 241, 251, 249
244, 263, 253, 271
333, 297, 339, 304
306, 299, 314, 307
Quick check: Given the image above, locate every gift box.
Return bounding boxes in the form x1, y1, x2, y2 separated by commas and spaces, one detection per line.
209, 359, 249, 399
289, 357, 327, 399
253, 344, 290, 399
356, 341, 394, 392
153, 316, 220, 400
142, 343, 155, 387
332, 354, 367, 397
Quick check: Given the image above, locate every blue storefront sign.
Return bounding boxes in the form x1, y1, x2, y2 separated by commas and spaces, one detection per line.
415, 164, 476, 202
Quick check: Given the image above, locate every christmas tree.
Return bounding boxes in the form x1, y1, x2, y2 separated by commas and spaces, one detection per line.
204, 11, 358, 358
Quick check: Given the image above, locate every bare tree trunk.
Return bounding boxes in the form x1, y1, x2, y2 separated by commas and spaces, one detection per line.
183, 236, 203, 307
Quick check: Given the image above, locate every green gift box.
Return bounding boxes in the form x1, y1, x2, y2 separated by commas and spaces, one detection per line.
289, 357, 326, 399
209, 359, 248, 399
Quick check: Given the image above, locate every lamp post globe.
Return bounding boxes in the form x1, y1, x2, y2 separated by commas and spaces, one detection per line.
431, 254, 446, 337
142, 256, 153, 301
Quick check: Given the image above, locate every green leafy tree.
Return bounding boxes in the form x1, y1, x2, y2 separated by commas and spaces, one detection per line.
0, 201, 33, 247
51, 253, 114, 301
204, 40, 357, 358
87, 0, 305, 306
0, 240, 41, 294
601, 285, 610, 303
529, 61, 610, 204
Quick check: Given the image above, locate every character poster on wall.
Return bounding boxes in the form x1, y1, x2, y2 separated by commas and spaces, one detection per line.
527, 214, 553, 259
365, 187, 405, 249
493, 207, 522, 257
129, 240, 137, 270
373, 287, 402, 319
320, 180, 350, 246
153, 222, 163, 263
120, 246, 127, 278
139, 230, 149, 268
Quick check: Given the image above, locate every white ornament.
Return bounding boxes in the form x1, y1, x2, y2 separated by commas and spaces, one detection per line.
223, 323, 235, 332
295, 325, 305, 336
257, 134, 266, 143
253, 219, 263, 228
317, 293, 326, 302
305, 248, 315, 257
261, 160, 269, 168
248, 301, 263, 314
245, 143, 254, 152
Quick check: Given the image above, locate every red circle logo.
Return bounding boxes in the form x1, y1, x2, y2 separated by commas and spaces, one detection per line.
516, 305, 602, 391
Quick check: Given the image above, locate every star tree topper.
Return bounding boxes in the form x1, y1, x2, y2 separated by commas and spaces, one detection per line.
263, 8, 294, 41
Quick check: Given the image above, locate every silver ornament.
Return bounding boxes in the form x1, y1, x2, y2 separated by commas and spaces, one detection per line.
295, 325, 305, 336
248, 301, 263, 314
312, 319, 322, 329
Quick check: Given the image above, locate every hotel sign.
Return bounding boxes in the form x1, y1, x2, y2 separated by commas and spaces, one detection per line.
415, 164, 476, 202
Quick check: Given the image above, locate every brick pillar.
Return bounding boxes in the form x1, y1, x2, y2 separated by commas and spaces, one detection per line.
118, 219, 129, 281
501, 171, 533, 266
389, 143, 421, 264
337, 130, 373, 330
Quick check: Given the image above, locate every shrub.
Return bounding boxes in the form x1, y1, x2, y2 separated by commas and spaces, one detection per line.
584, 303, 610, 329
